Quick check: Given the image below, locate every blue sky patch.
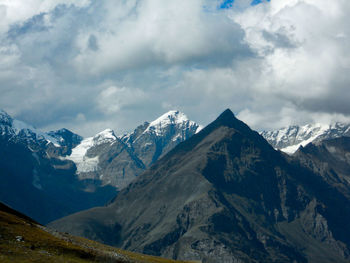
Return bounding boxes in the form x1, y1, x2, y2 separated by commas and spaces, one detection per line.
220, 0, 234, 9
251, 0, 270, 6
219, 0, 270, 9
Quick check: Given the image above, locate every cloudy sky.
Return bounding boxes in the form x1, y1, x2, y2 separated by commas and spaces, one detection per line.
1, 0, 350, 136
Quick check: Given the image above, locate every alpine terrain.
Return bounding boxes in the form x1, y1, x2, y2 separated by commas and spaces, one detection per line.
0, 110, 117, 224
49, 109, 350, 263
0, 109, 200, 224
67, 110, 202, 189
261, 123, 350, 154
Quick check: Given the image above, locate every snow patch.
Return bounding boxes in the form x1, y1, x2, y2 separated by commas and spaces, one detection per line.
66, 129, 116, 174
75, 156, 99, 173
195, 125, 203, 133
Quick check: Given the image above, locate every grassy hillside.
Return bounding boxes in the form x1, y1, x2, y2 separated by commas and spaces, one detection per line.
0, 202, 193, 263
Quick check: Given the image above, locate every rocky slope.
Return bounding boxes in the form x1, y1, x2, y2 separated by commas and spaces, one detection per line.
50, 109, 350, 263
293, 136, 350, 199
0, 202, 190, 263
261, 122, 350, 154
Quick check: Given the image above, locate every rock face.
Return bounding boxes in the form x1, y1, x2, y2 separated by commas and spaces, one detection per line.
47, 128, 83, 155
49, 109, 350, 263
293, 136, 350, 199
261, 123, 350, 154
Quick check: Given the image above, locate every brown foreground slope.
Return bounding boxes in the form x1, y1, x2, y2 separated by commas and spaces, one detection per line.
0, 202, 192, 263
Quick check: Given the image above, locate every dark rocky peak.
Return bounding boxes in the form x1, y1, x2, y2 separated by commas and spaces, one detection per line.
46, 128, 83, 156
164, 108, 275, 161
211, 108, 237, 127
193, 109, 259, 142
48, 128, 83, 146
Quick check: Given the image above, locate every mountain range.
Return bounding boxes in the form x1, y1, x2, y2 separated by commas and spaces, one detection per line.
49, 109, 350, 263
0, 110, 118, 224
67, 110, 201, 190
2, 108, 350, 262
261, 123, 350, 154
0, 109, 200, 224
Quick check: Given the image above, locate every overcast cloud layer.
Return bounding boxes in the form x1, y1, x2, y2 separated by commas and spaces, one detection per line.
1, 0, 350, 136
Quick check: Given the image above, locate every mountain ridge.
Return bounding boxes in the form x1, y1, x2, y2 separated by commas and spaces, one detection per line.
65, 110, 201, 189
261, 122, 350, 154
49, 109, 350, 263
0, 109, 202, 224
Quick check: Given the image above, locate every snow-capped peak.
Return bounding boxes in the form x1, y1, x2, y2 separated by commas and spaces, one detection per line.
261, 122, 350, 154
68, 129, 117, 161
0, 109, 13, 126
0, 109, 59, 146
92, 128, 117, 143
66, 128, 117, 174
12, 119, 60, 146
144, 110, 199, 136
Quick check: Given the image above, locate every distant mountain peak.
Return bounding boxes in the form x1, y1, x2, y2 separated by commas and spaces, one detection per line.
144, 110, 200, 136
0, 109, 60, 146
0, 109, 13, 126
93, 128, 116, 143
204, 108, 254, 137
261, 122, 350, 154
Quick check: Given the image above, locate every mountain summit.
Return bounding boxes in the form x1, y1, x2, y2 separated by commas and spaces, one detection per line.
140, 110, 202, 136
64, 110, 201, 189
50, 109, 350, 263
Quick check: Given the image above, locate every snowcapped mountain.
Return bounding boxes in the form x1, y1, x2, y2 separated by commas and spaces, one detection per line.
261, 122, 350, 154
120, 110, 202, 166
136, 110, 201, 137
65, 129, 117, 174
47, 128, 83, 150
0, 109, 200, 222
0, 109, 115, 224
121, 110, 202, 145
0, 109, 60, 146
66, 110, 201, 189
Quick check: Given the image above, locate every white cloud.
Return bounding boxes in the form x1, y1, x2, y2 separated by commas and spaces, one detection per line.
0, 0, 90, 34
73, 0, 245, 75
97, 85, 147, 115
228, 0, 350, 129
1, 0, 350, 136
